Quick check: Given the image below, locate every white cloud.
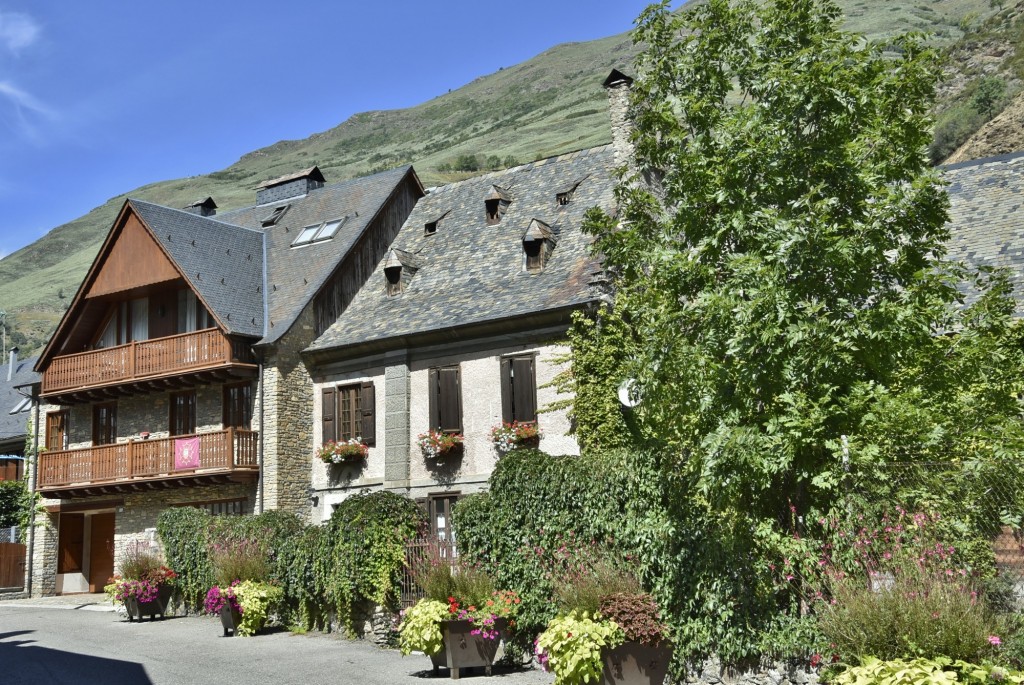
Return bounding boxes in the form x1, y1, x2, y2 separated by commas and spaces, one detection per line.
0, 80, 54, 118
0, 10, 39, 54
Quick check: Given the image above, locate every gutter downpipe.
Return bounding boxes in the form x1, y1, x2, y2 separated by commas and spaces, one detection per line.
25, 386, 40, 597
257, 229, 268, 515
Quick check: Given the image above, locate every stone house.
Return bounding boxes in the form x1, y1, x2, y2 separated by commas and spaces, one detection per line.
301, 145, 619, 535
24, 165, 424, 596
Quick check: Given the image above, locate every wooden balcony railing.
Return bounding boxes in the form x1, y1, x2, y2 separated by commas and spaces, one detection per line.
37, 428, 258, 491
42, 328, 255, 395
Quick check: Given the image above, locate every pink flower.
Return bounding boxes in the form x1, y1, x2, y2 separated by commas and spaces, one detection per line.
989, 635, 1003, 646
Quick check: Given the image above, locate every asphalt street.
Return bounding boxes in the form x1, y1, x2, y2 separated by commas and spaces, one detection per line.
0, 603, 554, 685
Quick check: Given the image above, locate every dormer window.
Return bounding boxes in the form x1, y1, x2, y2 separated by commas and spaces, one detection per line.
522, 219, 556, 273
261, 204, 290, 227
291, 216, 348, 247
484, 186, 512, 226
385, 266, 403, 296
383, 249, 420, 296
424, 210, 450, 236
556, 176, 588, 207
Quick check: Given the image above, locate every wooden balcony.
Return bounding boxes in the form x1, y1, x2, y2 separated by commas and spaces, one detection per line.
41, 328, 257, 404
37, 428, 259, 499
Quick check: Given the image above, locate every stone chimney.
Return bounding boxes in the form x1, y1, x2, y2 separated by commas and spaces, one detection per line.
603, 69, 635, 168
7, 346, 18, 382
183, 197, 218, 217
256, 166, 326, 205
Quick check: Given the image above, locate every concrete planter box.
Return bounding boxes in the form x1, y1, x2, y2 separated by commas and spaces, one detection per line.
430, 618, 508, 679
219, 606, 243, 637
602, 641, 673, 685
125, 584, 174, 622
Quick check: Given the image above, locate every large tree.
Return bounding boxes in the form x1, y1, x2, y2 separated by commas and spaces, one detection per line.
584, 0, 1024, 518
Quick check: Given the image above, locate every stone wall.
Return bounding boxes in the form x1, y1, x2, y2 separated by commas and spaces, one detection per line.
685, 659, 819, 685
310, 339, 578, 519
259, 306, 317, 517
65, 384, 230, 449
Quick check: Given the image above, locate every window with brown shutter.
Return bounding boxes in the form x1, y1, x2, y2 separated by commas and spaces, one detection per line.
428, 366, 463, 434
46, 411, 68, 452
500, 356, 537, 424
322, 382, 376, 445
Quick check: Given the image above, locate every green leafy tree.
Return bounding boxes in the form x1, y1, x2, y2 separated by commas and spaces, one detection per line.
574, 0, 1024, 659
971, 75, 1006, 119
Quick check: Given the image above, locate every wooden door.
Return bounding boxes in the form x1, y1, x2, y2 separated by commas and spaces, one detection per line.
57, 513, 84, 575
88, 513, 115, 593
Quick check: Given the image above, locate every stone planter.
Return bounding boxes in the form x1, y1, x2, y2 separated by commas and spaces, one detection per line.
219, 605, 243, 637
125, 584, 174, 622
601, 641, 673, 685
431, 618, 508, 679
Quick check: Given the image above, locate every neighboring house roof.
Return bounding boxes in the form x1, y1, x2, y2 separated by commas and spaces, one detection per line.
130, 200, 265, 338
307, 145, 616, 356
943, 151, 1024, 309
0, 355, 39, 448
219, 165, 420, 344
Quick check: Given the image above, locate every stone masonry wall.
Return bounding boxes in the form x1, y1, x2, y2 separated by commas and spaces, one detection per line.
65, 385, 227, 449
259, 306, 317, 517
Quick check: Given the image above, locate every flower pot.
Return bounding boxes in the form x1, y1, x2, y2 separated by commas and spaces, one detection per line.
601, 641, 673, 685
125, 584, 174, 622
219, 605, 243, 637
433, 618, 508, 679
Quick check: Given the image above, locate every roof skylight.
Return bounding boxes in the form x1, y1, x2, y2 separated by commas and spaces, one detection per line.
291, 216, 348, 247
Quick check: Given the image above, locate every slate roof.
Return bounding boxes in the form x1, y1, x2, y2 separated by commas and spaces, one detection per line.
130, 200, 266, 338
307, 146, 616, 355
943, 151, 1024, 310
219, 165, 418, 344
0, 355, 38, 447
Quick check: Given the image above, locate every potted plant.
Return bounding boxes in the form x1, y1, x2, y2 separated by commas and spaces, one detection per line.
205, 538, 282, 637
417, 430, 464, 460
596, 592, 673, 685
399, 560, 520, 679
535, 546, 672, 685
317, 437, 369, 464
490, 421, 542, 453
104, 543, 177, 621
205, 580, 283, 637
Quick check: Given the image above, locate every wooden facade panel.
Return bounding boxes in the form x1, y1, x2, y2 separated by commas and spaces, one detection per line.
86, 214, 181, 298
313, 178, 421, 336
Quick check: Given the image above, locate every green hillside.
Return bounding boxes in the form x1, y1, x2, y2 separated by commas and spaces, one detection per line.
0, 0, 1007, 354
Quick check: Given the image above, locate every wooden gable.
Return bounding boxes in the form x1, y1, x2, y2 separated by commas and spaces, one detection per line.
86, 212, 181, 298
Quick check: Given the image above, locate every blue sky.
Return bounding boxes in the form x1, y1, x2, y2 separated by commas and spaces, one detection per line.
0, 1, 662, 259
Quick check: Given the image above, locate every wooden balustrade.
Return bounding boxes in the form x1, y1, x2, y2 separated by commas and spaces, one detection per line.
37, 429, 258, 490
42, 328, 250, 395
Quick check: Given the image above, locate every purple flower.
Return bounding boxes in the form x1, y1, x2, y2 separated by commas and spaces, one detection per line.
989, 635, 1003, 646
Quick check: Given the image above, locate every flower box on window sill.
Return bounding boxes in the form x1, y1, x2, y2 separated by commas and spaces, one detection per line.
317, 438, 369, 465
417, 430, 465, 460
490, 421, 542, 453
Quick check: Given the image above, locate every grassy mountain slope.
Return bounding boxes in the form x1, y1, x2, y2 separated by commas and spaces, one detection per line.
0, 0, 1004, 354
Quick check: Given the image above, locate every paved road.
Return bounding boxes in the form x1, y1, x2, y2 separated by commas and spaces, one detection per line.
0, 603, 554, 685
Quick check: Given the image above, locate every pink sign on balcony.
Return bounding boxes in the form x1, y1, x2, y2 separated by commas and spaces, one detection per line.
174, 437, 201, 471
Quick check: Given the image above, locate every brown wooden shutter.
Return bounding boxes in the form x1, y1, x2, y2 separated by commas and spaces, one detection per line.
360, 381, 376, 446
512, 357, 537, 423
428, 368, 439, 432
438, 366, 462, 434
321, 387, 337, 443
500, 358, 512, 423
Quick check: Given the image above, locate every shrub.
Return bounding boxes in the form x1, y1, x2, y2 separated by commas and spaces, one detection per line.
829, 657, 1024, 685
599, 592, 669, 647
816, 573, 1001, 663
453, 449, 667, 637
118, 541, 164, 580
535, 611, 624, 685
210, 538, 268, 585
398, 599, 449, 656
0, 480, 30, 530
